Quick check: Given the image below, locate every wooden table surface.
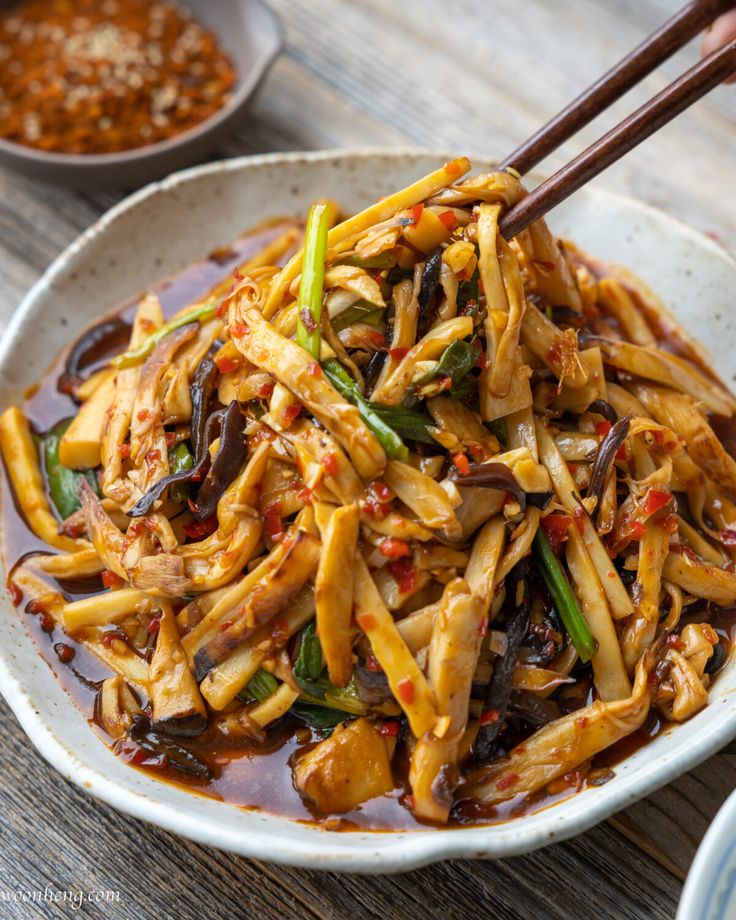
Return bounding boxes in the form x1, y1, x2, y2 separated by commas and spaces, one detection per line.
0, 1, 734, 917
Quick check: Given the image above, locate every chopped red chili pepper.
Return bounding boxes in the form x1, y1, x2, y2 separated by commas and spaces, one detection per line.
495, 772, 520, 792
297, 486, 312, 505
409, 204, 424, 225
628, 520, 646, 539
231, 320, 250, 339
387, 558, 419, 594
661, 512, 679, 534
438, 210, 458, 231
379, 538, 411, 559
389, 346, 410, 361
147, 614, 162, 634
572, 505, 586, 534
165, 431, 178, 448
365, 654, 383, 672
356, 612, 376, 632
146, 448, 161, 464
595, 420, 612, 437
373, 481, 393, 502
101, 569, 124, 589
541, 513, 571, 552
721, 528, 736, 546
215, 353, 241, 374
120, 443, 132, 459
475, 350, 487, 369
452, 452, 470, 476
479, 708, 500, 726
642, 489, 671, 517
379, 721, 400, 737
262, 502, 284, 542
282, 403, 302, 427
308, 361, 322, 377
183, 517, 217, 540
321, 453, 339, 476
397, 678, 415, 704
137, 409, 150, 422
666, 633, 685, 650
366, 330, 386, 348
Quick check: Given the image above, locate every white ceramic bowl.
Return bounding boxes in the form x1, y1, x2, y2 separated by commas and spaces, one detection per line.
1, 149, 735, 873
678, 789, 736, 920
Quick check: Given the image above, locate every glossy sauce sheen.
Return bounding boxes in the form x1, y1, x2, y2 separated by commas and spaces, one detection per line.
3, 229, 734, 832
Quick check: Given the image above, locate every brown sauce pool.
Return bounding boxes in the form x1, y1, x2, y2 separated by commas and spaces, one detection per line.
2, 227, 735, 832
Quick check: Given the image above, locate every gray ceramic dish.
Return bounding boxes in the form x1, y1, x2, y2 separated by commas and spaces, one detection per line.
0, 0, 282, 188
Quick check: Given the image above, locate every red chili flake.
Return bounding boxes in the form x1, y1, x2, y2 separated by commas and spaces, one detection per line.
297, 486, 312, 505
147, 614, 162, 634
366, 330, 386, 348
299, 309, 318, 333
365, 654, 383, 672
575, 716, 589, 729
101, 628, 128, 648
187, 498, 199, 515
409, 204, 424, 225
475, 350, 487, 369
146, 448, 161, 464
571, 505, 586, 534
661, 512, 679, 534
387, 558, 419, 594
120, 443, 132, 459
262, 502, 284, 542
308, 361, 322, 378
479, 708, 500, 726
616, 443, 628, 462
452, 452, 470, 476
54, 643, 75, 664
143, 518, 157, 532
642, 489, 671, 517
468, 443, 484, 461
389, 346, 410, 361
546, 343, 562, 366
361, 495, 387, 519
137, 409, 150, 422
379, 538, 411, 559
542, 513, 571, 552
165, 431, 178, 448
444, 160, 462, 178
496, 772, 520, 792
595, 420, 612, 437
373, 481, 393, 502
628, 520, 646, 540
438, 209, 458, 231
231, 320, 250, 339
6, 581, 22, 607
183, 517, 217, 540
40, 612, 55, 633
379, 721, 400, 737
219, 620, 233, 633
26, 598, 47, 615
721, 529, 736, 546
666, 633, 685, 650
356, 612, 376, 632
478, 618, 488, 637
321, 453, 339, 476
282, 403, 302, 427
215, 353, 241, 374
397, 678, 415, 704
139, 319, 154, 333
101, 569, 124, 589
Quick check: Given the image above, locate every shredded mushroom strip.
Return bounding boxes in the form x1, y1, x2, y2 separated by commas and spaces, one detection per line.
1, 159, 733, 829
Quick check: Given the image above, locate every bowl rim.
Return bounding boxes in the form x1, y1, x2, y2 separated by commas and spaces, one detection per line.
1, 146, 736, 873
0, 0, 283, 167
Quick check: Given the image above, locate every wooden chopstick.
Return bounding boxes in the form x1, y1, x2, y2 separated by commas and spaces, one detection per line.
499, 38, 736, 240
500, 0, 734, 175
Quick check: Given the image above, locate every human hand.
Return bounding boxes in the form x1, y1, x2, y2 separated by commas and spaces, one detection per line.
702, 8, 736, 82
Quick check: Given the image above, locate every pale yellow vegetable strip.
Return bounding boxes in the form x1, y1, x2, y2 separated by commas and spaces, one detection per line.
663, 550, 736, 605
600, 339, 735, 417
520, 303, 588, 388
506, 406, 540, 460
396, 602, 442, 653
315, 502, 360, 688
63, 587, 155, 632
597, 278, 656, 346
250, 683, 301, 728
371, 316, 474, 406
353, 556, 437, 737
383, 460, 462, 539
476, 203, 508, 396
566, 528, 631, 700
262, 158, 471, 317
465, 653, 652, 805
494, 507, 541, 585
11, 566, 149, 690
372, 275, 418, 394
479, 352, 533, 422
230, 304, 385, 480
199, 588, 315, 711
535, 419, 633, 618
464, 517, 506, 616
676, 515, 728, 567
182, 542, 290, 657
149, 602, 206, 728
0, 407, 89, 553
60, 373, 117, 469
489, 235, 528, 398
36, 549, 105, 579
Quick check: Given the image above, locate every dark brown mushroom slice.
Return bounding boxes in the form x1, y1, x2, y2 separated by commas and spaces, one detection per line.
59, 318, 131, 396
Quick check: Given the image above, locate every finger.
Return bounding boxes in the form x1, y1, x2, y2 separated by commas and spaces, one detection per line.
701, 9, 736, 83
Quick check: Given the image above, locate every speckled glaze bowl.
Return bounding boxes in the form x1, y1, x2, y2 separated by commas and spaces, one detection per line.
1, 149, 735, 872
679, 789, 736, 920
0, 0, 282, 188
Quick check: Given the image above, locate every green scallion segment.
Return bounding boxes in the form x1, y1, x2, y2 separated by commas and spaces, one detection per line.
322, 359, 409, 461
245, 668, 279, 702
532, 530, 597, 663
43, 420, 99, 520
295, 202, 330, 359
112, 300, 216, 369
